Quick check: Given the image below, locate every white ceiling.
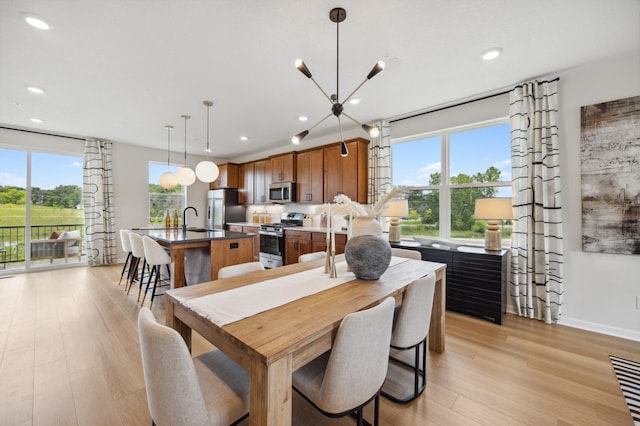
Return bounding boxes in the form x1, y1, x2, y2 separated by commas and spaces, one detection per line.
1, 0, 638, 161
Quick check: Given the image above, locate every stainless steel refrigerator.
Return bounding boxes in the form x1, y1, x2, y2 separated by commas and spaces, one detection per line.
207, 189, 246, 229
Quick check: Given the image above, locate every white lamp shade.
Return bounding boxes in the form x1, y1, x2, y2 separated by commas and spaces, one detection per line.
195, 161, 220, 183
159, 171, 178, 189
474, 197, 514, 220
175, 167, 196, 186
382, 199, 409, 217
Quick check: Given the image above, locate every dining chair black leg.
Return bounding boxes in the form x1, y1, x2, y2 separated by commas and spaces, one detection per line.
118, 252, 132, 286
141, 265, 156, 306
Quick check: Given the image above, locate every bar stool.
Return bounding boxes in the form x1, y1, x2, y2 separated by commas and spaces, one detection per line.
126, 232, 148, 297
141, 236, 172, 309
117, 229, 133, 286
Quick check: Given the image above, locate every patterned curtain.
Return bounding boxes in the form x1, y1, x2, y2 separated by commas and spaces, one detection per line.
509, 79, 563, 324
83, 139, 116, 266
367, 120, 392, 204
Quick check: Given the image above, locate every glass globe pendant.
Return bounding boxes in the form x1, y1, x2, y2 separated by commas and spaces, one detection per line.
175, 114, 196, 186
196, 100, 219, 183
159, 125, 177, 189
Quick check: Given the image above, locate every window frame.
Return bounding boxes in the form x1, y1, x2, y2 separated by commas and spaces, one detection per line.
391, 117, 511, 242
148, 161, 187, 226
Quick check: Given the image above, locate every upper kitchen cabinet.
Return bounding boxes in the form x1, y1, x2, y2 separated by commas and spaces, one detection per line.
296, 149, 324, 204
323, 138, 369, 203
270, 153, 296, 183
254, 159, 271, 204
238, 162, 254, 205
210, 163, 239, 189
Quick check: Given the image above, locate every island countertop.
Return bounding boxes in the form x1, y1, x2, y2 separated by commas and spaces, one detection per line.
135, 228, 255, 243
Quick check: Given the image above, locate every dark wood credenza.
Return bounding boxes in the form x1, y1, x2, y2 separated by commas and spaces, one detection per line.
392, 241, 509, 325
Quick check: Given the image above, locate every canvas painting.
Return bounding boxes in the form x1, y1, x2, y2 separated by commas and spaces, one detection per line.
581, 95, 640, 254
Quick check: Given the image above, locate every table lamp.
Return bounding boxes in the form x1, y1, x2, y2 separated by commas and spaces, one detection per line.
382, 199, 409, 243
474, 197, 514, 251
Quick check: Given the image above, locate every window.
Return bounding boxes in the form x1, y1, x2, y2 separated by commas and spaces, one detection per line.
392, 119, 511, 246
148, 162, 185, 226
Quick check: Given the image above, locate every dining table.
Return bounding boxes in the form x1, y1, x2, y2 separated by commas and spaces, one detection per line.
165, 254, 446, 426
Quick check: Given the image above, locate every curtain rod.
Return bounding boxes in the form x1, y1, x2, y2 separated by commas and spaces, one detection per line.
0, 126, 86, 141
389, 77, 560, 124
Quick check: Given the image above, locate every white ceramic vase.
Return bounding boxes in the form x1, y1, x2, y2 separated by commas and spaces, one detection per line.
349, 216, 383, 238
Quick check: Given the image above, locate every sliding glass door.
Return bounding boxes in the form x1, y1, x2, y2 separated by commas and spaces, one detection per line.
0, 147, 85, 271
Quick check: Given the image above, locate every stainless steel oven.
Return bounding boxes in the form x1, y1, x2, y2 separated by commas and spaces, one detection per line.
259, 224, 284, 269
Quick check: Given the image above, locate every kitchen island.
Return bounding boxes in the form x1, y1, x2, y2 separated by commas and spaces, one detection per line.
134, 228, 256, 288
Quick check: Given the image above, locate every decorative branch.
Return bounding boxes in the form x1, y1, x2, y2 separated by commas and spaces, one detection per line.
314, 187, 409, 218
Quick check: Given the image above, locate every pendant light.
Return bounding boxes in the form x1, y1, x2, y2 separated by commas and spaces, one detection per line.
292, 7, 384, 155
195, 100, 220, 183
159, 125, 177, 189
175, 114, 196, 186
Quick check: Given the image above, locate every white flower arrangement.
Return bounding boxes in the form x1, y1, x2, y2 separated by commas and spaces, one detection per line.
315, 187, 409, 218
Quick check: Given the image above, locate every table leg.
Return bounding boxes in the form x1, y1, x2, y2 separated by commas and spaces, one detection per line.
249, 354, 292, 426
429, 270, 446, 353
165, 300, 192, 352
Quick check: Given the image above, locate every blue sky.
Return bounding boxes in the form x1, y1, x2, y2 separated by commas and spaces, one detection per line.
392, 123, 511, 186
0, 149, 84, 189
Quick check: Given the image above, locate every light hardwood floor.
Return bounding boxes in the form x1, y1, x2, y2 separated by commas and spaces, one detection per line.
0, 264, 638, 425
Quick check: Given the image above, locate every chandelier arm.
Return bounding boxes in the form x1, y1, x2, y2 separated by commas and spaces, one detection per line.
309, 77, 334, 104
341, 111, 363, 127
308, 112, 334, 132
341, 77, 369, 105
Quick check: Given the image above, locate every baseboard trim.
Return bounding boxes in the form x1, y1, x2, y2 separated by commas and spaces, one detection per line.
558, 317, 640, 342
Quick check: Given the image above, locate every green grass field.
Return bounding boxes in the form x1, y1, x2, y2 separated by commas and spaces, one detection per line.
0, 204, 84, 226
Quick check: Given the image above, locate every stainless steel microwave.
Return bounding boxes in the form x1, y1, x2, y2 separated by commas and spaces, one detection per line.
268, 181, 296, 203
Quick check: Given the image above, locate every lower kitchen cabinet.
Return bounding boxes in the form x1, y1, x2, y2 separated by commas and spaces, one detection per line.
311, 232, 346, 255
392, 242, 508, 324
284, 230, 312, 265
242, 225, 260, 261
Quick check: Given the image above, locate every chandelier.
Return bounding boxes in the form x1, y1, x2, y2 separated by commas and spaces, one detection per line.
159, 125, 177, 189
175, 114, 196, 186
291, 7, 384, 157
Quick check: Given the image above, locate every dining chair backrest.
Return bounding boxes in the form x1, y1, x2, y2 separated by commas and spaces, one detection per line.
391, 248, 421, 260
298, 251, 326, 263
128, 232, 145, 258
142, 236, 171, 267
391, 274, 436, 348
119, 229, 131, 252
137, 307, 211, 426
315, 297, 395, 414
217, 261, 265, 279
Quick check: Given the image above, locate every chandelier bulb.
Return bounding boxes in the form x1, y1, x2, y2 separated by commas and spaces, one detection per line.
291, 130, 309, 145
367, 61, 386, 80
295, 59, 313, 79
340, 141, 349, 157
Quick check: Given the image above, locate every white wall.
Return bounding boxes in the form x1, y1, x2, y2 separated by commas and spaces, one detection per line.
557, 54, 640, 340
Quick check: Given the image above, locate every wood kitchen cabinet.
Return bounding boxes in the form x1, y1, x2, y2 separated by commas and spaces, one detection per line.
323, 138, 369, 203
238, 162, 254, 205
254, 159, 271, 204
296, 149, 324, 204
226, 225, 243, 232
210, 163, 239, 189
242, 225, 260, 261
284, 230, 312, 265
270, 153, 296, 183
311, 232, 346, 255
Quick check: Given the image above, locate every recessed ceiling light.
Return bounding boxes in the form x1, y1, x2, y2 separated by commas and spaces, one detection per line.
26, 86, 45, 94
240, 136, 248, 141
481, 47, 503, 61
24, 16, 51, 30
298, 116, 308, 122
30, 118, 43, 123
349, 98, 360, 105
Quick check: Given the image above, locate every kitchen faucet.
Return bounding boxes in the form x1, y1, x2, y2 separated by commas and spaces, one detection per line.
182, 206, 198, 234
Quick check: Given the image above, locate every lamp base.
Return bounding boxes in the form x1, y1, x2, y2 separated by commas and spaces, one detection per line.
388, 218, 401, 243
484, 228, 502, 251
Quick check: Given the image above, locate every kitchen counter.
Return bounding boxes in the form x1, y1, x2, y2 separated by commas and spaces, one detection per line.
137, 228, 255, 243
134, 228, 256, 287
226, 223, 348, 235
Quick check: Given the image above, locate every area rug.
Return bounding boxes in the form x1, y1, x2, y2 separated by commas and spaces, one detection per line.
610, 355, 640, 425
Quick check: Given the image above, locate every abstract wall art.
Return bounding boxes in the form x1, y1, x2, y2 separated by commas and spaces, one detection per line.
580, 95, 640, 254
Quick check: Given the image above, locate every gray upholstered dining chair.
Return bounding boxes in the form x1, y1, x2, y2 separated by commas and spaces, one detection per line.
391, 247, 422, 260
217, 261, 264, 279
381, 274, 436, 403
298, 251, 326, 263
292, 297, 395, 426
137, 307, 250, 426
